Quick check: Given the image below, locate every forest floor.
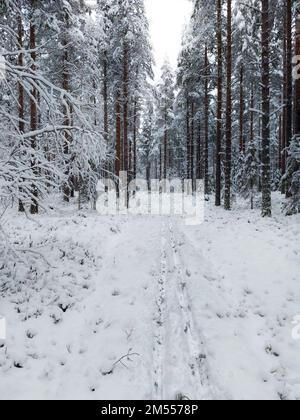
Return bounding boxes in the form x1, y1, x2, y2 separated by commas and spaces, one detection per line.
0, 193, 300, 400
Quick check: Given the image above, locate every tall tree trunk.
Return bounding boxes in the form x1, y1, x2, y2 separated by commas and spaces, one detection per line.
133, 99, 138, 179
224, 0, 232, 210
258, 102, 262, 192
62, 33, 71, 202
29, 4, 38, 215
261, 0, 272, 217
250, 84, 254, 143
204, 45, 210, 195
18, 13, 25, 212
295, 7, 300, 135
103, 51, 109, 143
191, 100, 195, 188
279, 114, 282, 171
239, 64, 245, 153
281, 7, 287, 193
123, 42, 129, 174
159, 143, 162, 181
164, 108, 168, 179
285, 0, 292, 197
115, 93, 121, 178
186, 95, 191, 180
196, 121, 202, 180
215, 0, 223, 206
102, 51, 109, 177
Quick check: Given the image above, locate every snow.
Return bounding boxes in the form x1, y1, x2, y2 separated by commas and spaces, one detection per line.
0, 193, 300, 400
176, 194, 300, 400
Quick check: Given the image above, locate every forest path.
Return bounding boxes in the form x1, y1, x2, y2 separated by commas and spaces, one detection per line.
152, 217, 220, 400
3, 205, 299, 400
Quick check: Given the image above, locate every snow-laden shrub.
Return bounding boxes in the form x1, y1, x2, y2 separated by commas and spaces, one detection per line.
284, 136, 300, 216
235, 141, 260, 209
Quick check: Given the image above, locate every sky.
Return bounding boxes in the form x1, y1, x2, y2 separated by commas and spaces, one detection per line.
144, 0, 193, 80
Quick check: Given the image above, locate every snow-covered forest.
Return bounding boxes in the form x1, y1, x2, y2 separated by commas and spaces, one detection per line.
0, 0, 300, 401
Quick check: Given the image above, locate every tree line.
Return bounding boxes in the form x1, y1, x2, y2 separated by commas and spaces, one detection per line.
0, 0, 299, 218
140, 0, 300, 217
0, 0, 152, 214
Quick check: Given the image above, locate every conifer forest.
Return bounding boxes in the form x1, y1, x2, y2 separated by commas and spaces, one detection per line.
0, 0, 300, 401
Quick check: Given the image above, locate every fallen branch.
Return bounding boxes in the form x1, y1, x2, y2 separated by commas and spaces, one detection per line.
101, 349, 140, 376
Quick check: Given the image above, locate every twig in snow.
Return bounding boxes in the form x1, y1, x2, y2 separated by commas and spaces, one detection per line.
101, 349, 140, 376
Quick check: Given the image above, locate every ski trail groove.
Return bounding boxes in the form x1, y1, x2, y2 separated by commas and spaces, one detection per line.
167, 219, 214, 400
152, 224, 167, 400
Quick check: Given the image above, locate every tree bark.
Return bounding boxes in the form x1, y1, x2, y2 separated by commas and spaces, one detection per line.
285, 0, 292, 197
224, 0, 232, 210
196, 121, 203, 180
62, 29, 71, 202
261, 0, 272, 217
215, 0, 223, 206
204, 45, 210, 195
278, 114, 282, 171
285, 0, 292, 145
115, 92, 121, 178
191, 100, 195, 188
123, 42, 129, 173
281, 6, 287, 193
250, 84, 254, 143
239, 64, 245, 153
295, 7, 300, 135
29, 3, 38, 215
18, 13, 25, 212
186, 95, 191, 180
133, 98, 138, 179
164, 107, 168, 179
103, 51, 109, 143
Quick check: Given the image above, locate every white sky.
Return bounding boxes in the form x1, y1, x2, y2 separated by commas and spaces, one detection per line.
144, 0, 193, 80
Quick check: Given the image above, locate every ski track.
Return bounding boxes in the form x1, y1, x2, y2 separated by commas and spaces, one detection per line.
152, 223, 167, 400
152, 218, 220, 400
168, 219, 215, 400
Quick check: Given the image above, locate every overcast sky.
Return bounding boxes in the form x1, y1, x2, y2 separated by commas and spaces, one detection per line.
144, 0, 193, 80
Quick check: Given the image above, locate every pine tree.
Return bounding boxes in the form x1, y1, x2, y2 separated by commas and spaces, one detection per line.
215, 0, 223, 206
261, 0, 272, 217
224, 0, 232, 210
284, 139, 300, 215
157, 60, 175, 180
236, 141, 260, 209
283, 4, 300, 215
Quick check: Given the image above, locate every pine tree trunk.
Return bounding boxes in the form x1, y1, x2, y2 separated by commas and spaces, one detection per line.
196, 121, 202, 180
191, 100, 195, 188
250, 84, 254, 143
261, 0, 272, 217
239, 64, 245, 153
115, 93, 121, 178
224, 0, 232, 210
123, 42, 129, 174
281, 7, 287, 193
164, 107, 168, 179
18, 13, 25, 213
279, 114, 282, 171
204, 45, 210, 196
133, 98, 138, 179
295, 7, 300, 135
215, 0, 223, 206
159, 143, 162, 181
285, 0, 292, 197
286, 0, 292, 144
29, 3, 38, 215
186, 95, 191, 180
62, 33, 71, 202
103, 51, 109, 143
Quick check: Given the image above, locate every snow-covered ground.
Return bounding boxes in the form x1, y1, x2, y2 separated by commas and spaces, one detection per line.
0, 194, 300, 400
